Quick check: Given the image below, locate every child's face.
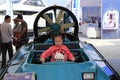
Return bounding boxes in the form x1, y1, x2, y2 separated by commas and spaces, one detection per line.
54, 36, 63, 46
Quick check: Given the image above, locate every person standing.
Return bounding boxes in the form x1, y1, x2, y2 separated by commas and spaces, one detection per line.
16, 14, 29, 48
13, 18, 21, 50
0, 15, 13, 68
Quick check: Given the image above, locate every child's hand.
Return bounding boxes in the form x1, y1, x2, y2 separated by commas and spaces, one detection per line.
71, 58, 75, 62
40, 58, 45, 63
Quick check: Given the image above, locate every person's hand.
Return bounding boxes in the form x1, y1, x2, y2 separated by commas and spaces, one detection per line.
14, 37, 18, 40
71, 58, 75, 62
18, 34, 21, 38
40, 58, 45, 63
13, 30, 17, 33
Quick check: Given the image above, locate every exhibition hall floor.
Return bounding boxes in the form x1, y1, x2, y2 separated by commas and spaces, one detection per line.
79, 33, 120, 75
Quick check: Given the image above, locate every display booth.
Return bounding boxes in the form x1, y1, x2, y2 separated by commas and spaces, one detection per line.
77, 0, 101, 38
72, 0, 120, 39
102, 0, 120, 39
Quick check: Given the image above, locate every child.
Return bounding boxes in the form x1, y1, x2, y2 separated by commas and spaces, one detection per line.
40, 32, 75, 63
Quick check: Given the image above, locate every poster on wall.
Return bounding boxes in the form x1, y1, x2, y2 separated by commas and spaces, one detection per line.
102, 0, 120, 39
103, 9, 119, 30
